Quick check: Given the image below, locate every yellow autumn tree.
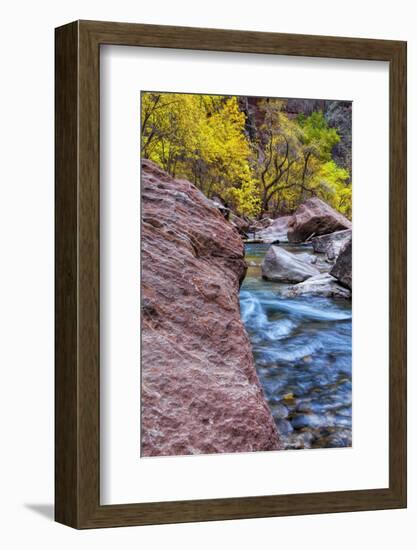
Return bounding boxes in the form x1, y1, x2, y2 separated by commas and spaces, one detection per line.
141, 92, 260, 217
252, 101, 351, 218
141, 92, 351, 219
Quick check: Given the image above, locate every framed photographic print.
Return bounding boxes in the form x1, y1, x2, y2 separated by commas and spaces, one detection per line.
55, 20, 407, 528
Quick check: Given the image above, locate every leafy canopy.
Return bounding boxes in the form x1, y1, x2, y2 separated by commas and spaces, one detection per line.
141, 93, 351, 219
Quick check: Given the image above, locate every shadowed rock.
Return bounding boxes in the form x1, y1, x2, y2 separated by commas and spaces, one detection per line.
330, 238, 352, 290
230, 212, 251, 236
141, 160, 280, 457
261, 245, 319, 283
287, 198, 352, 243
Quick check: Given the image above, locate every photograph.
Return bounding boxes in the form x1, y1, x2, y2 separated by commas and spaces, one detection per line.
140, 92, 352, 457
0, 0, 410, 539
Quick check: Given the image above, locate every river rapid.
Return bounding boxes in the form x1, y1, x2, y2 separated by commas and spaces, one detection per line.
240, 243, 352, 450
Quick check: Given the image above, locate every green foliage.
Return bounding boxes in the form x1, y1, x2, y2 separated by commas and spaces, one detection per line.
253, 102, 351, 217
141, 92, 352, 219
298, 111, 340, 161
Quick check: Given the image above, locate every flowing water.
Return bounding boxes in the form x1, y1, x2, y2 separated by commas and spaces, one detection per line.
240, 243, 352, 449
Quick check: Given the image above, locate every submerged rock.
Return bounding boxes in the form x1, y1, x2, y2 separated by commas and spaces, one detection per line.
313, 429, 352, 448
275, 418, 294, 435
330, 238, 352, 290
261, 245, 319, 283
287, 197, 352, 243
290, 413, 324, 430
141, 160, 280, 456
284, 431, 315, 449
282, 273, 351, 299
271, 402, 290, 420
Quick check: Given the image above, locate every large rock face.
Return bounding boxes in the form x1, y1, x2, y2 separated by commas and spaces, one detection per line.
287, 198, 352, 243
261, 245, 319, 283
330, 238, 352, 290
141, 160, 280, 456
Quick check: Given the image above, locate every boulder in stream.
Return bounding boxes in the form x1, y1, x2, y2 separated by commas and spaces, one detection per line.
255, 215, 291, 243
261, 245, 320, 283
330, 237, 352, 290
141, 160, 280, 456
281, 273, 351, 299
287, 197, 352, 243
311, 229, 352, 261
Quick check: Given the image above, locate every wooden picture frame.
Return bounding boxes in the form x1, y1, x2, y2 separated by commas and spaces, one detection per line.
55, 20, 407, 529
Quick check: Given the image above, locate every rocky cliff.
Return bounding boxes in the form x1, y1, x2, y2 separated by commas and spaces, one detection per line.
141, 160, 280, 456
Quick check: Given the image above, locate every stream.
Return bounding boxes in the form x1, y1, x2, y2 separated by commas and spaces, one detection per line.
240, 243, 352, 449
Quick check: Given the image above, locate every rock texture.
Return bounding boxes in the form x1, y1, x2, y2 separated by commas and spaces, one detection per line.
330, 238, 352, 290
141, 160, 280, 457
251, 217, 273, 231
207, 197, 230, 218
312, 229, 352, 255
261, 245, 319, 283
282, 273, 351, 299
256, 215, 291, 243
287, 198, 352, 243
230, 212, 251, 236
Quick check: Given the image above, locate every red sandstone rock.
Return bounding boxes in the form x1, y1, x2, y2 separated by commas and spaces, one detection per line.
230, 212, 251, 235
141, 160, 280, 457
287, 197, 352, 243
